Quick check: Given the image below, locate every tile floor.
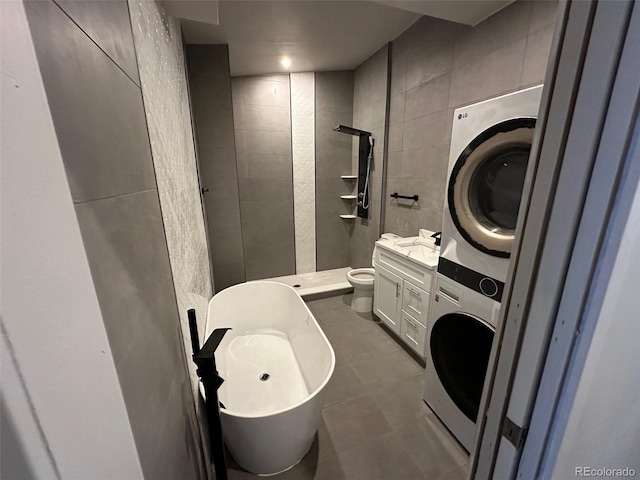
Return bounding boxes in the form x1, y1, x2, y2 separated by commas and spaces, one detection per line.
226, 293, 469, 480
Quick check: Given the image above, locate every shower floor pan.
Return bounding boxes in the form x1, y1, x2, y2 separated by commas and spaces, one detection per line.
260, 267, 353, 298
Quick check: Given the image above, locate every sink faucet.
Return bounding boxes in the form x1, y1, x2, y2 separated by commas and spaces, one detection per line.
431, 231, 442, 247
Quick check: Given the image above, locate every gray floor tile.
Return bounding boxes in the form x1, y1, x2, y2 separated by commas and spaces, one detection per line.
323, 313, 380, 342
322, 395, 393, 453
337, 431, 426, 480
396, 411, 468, 479
307, 457, 348, 480
307, 294, 353, 312
314, 310, 348, 331
225, 426, 346, 480
327, 339, 351, 367
319, 311, 386, 367
374, 376, 430, 429
316, 306, 369, 332
279, 453, 347, 480
440, 464, 470, 480
324, 363, 367, 407
342, 328, 403, 364
315, 418, 342, 463
350, 349, 424, 392
227, 464, 257, 479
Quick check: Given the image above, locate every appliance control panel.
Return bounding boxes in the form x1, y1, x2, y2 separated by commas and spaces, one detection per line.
437, 257, 504, 302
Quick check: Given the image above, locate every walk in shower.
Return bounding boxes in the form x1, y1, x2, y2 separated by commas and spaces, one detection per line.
186, 45, 389, 293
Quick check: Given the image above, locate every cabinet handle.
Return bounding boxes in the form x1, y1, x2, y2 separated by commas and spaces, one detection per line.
396, 283, 400, 297
406, 319, 417, 328
404, 333, 419, 346
408, 288, 420, 297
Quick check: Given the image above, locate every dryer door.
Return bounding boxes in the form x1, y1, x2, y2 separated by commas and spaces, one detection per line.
448, 118, 536, 257
430, 313, 494, 422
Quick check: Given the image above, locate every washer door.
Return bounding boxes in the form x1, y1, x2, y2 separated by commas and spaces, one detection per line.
430, 313, 494, 422
448, 118, 536, 257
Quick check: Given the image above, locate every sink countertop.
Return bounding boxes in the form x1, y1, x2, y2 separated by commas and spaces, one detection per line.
375, 231, 440, 270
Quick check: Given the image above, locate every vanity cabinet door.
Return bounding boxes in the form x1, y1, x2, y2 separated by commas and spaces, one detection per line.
374, 266, 402, 334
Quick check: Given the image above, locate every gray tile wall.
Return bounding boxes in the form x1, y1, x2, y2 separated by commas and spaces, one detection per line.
232, 75, 296, 280
385, 0, 558, 236
187, 45, 245, 290
351, 46, 390, 267
25, 2, 200, 478
55, 0, 140, 84
315, 71, 355, 270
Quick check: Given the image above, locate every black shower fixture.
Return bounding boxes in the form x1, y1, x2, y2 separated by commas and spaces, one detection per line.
333, 125, 373, 218
333, 124, 372, 136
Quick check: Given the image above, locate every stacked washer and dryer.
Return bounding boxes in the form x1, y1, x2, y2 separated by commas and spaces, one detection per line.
423, 85, 543, 452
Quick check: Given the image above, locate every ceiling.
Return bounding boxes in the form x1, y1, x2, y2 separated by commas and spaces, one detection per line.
180, 1, 513, 77
376, 0, 512, 26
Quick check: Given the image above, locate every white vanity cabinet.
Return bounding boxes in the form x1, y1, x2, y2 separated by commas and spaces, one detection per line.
373, 238, 438, 357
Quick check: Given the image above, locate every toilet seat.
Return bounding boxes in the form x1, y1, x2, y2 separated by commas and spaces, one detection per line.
347, 268, 375, 288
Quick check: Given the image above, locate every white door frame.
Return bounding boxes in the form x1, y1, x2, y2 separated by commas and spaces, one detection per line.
471, 1, 640, 477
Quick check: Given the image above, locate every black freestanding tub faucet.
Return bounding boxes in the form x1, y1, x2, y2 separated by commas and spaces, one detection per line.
188, 309, 231, 480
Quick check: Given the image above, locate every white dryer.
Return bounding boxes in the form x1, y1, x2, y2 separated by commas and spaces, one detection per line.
423, 273, 501, 452
440, 85, 543, 299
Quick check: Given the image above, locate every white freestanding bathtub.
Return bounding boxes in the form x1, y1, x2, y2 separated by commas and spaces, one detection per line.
204, 281, 335, 475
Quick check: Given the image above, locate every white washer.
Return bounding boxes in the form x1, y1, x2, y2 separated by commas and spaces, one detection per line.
423, 273, 501, 452
440, 85, 543, 296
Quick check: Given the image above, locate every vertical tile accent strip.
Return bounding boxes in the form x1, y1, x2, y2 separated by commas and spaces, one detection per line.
290, 72, 317, 273
128, 0, 213, 389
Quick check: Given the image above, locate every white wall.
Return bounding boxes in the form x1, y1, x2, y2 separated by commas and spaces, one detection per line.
544, 125, 640, 477
0, 1, 143, 477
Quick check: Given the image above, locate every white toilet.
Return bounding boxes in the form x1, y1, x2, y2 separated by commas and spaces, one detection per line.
346, 267, 376, 313
346, 234, 399, 313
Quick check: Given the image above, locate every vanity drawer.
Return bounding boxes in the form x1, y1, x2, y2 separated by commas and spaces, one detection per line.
400, 312, 427, 357
402, 282, 429, 328
377, 248, 432, 291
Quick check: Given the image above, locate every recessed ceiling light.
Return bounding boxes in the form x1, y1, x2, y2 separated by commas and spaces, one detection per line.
280, 57, 292, 69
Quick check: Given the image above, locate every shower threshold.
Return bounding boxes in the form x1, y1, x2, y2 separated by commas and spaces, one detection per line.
258, 267, 353, 299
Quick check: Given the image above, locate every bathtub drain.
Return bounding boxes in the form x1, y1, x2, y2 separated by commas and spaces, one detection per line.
259, 373, 270, 381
